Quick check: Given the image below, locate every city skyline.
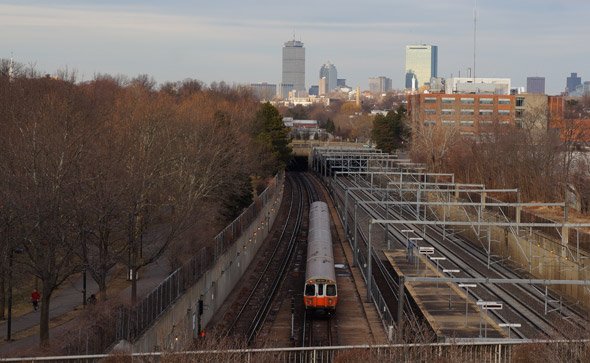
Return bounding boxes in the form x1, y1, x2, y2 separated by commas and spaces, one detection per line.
1, 1, 588, 94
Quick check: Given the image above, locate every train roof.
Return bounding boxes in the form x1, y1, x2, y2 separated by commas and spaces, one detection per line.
305, 201, 336, 282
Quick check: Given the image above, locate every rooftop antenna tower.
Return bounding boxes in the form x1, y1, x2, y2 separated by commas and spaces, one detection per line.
473, 0, 477, 81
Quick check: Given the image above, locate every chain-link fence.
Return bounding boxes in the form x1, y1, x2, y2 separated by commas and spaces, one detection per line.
59, 174, 282, 355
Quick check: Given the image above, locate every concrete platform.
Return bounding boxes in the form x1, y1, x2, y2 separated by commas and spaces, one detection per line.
385, 250, 507, 340
330, 199, 388, 345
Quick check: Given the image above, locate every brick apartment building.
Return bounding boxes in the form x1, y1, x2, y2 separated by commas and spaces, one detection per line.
407, 93, 516, 137
407, 93, 565, 138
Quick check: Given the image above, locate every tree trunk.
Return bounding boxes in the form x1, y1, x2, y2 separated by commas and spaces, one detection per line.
39, 285, 52, 346
98, 275, 108, 301
131, 268, 137, 304
0, 276, 5, 320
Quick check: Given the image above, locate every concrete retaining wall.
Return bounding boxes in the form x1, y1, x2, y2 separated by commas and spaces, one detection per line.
132, 182, 284, 352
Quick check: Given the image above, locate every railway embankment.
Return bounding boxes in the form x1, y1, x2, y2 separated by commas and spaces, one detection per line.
129, 175, 284, 352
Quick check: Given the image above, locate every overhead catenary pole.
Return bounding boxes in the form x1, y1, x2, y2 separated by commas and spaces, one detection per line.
367, 222, 373, 303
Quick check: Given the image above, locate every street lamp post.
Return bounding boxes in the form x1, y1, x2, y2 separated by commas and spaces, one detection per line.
499, 323, 521, 339
443, 269, 460, 309
5, 247, 23, 342
477, 301, 503, 338
82, 265, 87, 307
458, 283, 477, 325
410, 237, 424, 267
429, 256, 447, 287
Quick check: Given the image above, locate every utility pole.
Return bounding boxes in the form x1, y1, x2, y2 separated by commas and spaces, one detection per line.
473, 0, 477, 81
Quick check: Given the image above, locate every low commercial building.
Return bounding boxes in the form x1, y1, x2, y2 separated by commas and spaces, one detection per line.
445, 77, 511, 95
250, 82, 277, 101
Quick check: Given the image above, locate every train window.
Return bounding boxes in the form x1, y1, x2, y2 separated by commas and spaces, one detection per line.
305, 284, 315, 296
326, 284, 337, 296
317, 284, 324, 296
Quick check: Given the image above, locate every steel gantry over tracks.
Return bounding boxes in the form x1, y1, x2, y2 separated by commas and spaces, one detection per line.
312, 145, 590, 341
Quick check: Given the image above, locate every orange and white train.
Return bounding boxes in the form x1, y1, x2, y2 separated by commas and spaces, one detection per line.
304, 201, 338, 313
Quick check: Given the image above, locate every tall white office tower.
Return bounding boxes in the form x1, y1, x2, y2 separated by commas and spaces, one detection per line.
404, 44, 438, 89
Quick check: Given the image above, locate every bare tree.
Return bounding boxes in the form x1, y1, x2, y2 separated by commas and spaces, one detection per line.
410, 122, 461, 172
2, 77, 92, 344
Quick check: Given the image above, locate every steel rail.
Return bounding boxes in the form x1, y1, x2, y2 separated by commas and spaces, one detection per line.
245, 173, 306, 344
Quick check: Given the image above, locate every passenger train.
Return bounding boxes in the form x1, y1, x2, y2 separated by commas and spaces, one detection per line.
304, 201, 338, 313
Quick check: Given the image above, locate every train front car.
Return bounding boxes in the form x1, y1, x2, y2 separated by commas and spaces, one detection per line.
304, 201, 338, 314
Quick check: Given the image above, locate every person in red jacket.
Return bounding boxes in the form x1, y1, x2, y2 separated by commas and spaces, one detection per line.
31, 289, 41, 311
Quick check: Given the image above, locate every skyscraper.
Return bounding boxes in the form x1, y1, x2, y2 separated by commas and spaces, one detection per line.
282, 39, 305, 97
368, 76, 392, 94
526, 77, 545, 94
405, 44, 438, 89
566, 72, 582, 94
319, 62, 337, 94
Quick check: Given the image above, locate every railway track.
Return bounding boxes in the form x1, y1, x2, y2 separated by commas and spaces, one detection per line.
223, 173, 305, 344
302, 310, 333, 347
330, 174, 589, 340
329, 178, 432, 342
299, 173, 338, 348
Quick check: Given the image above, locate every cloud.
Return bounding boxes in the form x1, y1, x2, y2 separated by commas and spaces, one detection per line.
0, 4, 443, 37
1, 1, 588, 93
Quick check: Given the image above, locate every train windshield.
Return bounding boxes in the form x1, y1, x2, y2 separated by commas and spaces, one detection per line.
326, 284, 337, 296
305, 284, 315, 296
317, 284, 324, 296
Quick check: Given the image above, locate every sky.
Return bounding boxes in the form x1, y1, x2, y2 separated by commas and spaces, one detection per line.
1, 0, 589, 94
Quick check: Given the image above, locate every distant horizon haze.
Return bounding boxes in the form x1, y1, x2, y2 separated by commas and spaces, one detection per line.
1, 0, 588, 95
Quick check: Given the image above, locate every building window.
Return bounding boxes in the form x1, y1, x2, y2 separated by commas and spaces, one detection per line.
424, 120, 436, 126
460, 120, 474, 126
498, 99, 511, 105
424, 109, 436, 115
461, 109, 474, 115
516, 97, 524, 107
442, 97, 455, 104
425, 97, 437, 104
479, 98, 493, 105
479, 120, 492, 125
442, 120, 455, 126
479, 110, 493, 115
461, 98, 475, 104
515, 109, 524, 117
498, 110, 510, 115
441, 109, 454, 115
500, 121, 510, 125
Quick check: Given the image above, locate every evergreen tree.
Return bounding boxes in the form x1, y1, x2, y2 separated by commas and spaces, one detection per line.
220, 172, 253, 220
254, 102, 292, 173
325, 119, 336, 133
371, 104, 409, 153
